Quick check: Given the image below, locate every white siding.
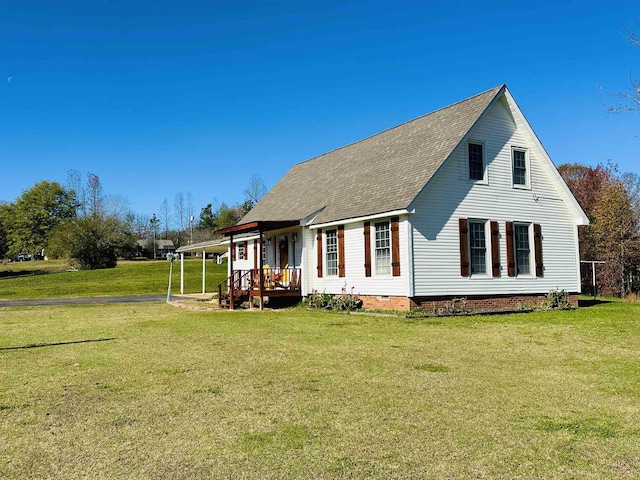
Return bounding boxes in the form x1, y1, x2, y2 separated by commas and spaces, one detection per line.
304, 217, 412, 297
411, 96, 581, 296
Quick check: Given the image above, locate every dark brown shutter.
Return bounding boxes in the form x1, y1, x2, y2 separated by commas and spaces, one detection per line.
459, 218, 469, 277
534, 223, 543, 277
506, 221, 515, 277
338, 225, 345, 277
490, 221, 500, 277
364, 222, 371, 277
244, 241, 248, 261
253, 240, 258, 270
231, 241, 236, 262
316, 229, 323, 278
391, 217, 401, 276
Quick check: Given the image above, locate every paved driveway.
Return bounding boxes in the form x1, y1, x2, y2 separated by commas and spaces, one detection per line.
0, 295, 173, 308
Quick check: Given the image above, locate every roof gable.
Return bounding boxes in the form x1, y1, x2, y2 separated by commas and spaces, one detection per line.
241, 85, 505, 226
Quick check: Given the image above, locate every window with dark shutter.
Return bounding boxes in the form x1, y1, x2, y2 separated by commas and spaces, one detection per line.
491, 221, 500, 277
364, 222, 371, 277
514, 223, 531, 275
326, 230, 338, 276
459, 218, 469, 277
391, 217, 401, 276
534, 223, 543, 277
316, 229, 323, 278
338, 225, 345, 277
375, 221, 391, 275
505, 221, 515, 277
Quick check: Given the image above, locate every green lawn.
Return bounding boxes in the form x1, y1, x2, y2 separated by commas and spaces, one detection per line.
0, 259, 227, 299
1, 301, 639, 478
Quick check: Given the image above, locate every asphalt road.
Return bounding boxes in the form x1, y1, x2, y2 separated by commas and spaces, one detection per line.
0, 295, 177, 308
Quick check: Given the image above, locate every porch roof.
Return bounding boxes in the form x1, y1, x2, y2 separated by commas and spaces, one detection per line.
216, 220, 300, 237
175, 239, 227, 254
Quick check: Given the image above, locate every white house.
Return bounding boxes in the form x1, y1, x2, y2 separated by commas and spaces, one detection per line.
216, 85, 589, 311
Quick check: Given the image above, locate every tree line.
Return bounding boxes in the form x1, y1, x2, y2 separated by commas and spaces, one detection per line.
558, 162, 640, 297
0, 172, 266, 269
0, 164, 638, 297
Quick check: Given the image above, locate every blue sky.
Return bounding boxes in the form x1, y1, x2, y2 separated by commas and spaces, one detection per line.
1, 0, 639, 222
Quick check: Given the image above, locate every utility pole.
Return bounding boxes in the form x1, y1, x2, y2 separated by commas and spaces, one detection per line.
150, 213, 159, 259
189, 211, 194, 244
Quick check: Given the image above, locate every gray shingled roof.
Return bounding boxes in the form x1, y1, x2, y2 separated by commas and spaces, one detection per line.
240, 85, 505, 226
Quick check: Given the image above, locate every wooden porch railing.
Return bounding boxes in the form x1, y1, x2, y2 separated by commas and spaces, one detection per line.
218, 267, 302, 308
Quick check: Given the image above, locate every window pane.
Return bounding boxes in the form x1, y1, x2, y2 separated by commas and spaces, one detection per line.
375, 222, 391, 275
469, 221, 486, 274
469, 143, 484, 180
513, 150, 526, 185
326, 230, 338, 276
515, 224, 530, 275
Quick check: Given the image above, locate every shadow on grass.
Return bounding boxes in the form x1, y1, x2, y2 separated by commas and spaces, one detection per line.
0, 338, 116, 351
579, 298, 612, 308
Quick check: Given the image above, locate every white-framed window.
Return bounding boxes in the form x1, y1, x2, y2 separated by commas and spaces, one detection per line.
238, 244, 245, 260
375, 221, 391, 275
514, 223, 531, 275
512, 147, 529, 188
468, 142, 486, 182
326, 229, 338, 276
469, 220, 487, 275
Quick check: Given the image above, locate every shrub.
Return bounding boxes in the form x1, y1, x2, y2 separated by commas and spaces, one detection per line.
307, 285, 363, 311
539, 289, 574, 310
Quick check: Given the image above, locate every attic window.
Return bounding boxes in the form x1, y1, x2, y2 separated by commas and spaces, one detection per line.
512, 148, 529, 188
468, 142, 485, 181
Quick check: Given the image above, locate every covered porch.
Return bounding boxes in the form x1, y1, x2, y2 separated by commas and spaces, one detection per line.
175, 239, 228, 296
217, 220, 304, 309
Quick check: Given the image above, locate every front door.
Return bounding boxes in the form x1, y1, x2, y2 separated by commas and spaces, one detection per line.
279, 235, 289, 268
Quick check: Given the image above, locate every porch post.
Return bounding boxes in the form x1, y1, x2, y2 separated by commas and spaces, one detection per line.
202, 248, 206, 295
180, 252, 184, 294
229, 234, 235, 310
259, 229, 265, 311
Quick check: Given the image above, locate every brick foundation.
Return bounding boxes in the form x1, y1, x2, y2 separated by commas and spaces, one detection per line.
358, 295, 413, 311
358, 293, 579, 313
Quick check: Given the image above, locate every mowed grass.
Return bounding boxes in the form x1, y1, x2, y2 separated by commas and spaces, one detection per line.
1, 301, 639, 478
0, 259, 226, 299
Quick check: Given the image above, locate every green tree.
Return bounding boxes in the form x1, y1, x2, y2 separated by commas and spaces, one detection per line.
1, 181, 76, 258
592, 179, 640, 296
49, 214, 136, 269
47, 174, 136, 269
198, 203, 216, 230
0, 203, 8, 259
559, 162, 640, 296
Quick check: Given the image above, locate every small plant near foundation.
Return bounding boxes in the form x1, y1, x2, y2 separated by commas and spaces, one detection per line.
538, 289, 574, 311
433, 297, 469, 316
307, 285, 363, 311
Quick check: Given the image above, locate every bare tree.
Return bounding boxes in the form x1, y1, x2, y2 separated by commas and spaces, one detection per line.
87, 173, 103, 217
159, 197, 170, 238
243, 174, 267, 212
174, 192, 186, 233
66, 169, 87, 216
600, 25, 640, 112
